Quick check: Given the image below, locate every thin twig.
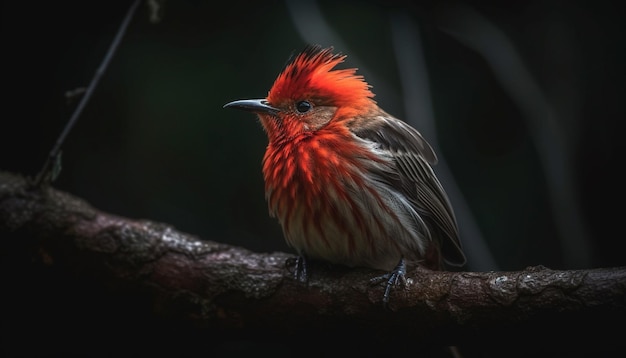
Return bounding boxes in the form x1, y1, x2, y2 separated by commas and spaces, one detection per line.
34, 0, 142, 187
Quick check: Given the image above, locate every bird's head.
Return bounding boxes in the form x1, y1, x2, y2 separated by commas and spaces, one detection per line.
224, 45, 376, 143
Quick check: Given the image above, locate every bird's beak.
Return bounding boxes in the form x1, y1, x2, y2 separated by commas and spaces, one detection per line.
223, 99, 279, 115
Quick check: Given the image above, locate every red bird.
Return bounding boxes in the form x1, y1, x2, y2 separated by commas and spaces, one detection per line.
225, 45, 466, 303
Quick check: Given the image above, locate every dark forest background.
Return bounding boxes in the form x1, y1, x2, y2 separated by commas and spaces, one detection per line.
1, 0, 624, 355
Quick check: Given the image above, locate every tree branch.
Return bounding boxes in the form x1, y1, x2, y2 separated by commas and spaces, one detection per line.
1, 170, 624, 356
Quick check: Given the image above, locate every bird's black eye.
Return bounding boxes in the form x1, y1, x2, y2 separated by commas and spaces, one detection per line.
296, 100, 312, 113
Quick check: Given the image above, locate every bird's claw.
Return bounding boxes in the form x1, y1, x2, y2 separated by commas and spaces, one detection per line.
293, 255, 308, 283
370, 259, 408, 308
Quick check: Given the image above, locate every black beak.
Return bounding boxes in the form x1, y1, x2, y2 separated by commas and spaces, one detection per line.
223, 99, 279, 115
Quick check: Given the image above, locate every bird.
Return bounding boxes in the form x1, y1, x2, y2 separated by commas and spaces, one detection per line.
224, 45, 466, 304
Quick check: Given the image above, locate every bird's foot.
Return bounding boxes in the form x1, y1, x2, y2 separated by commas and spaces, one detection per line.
370, 258, 407, 308
286, 255, 308, 283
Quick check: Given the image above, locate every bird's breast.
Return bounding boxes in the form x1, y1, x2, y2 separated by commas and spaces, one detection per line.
261, 133, 408, 270
263, 134, 362, 216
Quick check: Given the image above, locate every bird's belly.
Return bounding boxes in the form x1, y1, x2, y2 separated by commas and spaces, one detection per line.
264, 137, 426, 271
276, 180, 407, 271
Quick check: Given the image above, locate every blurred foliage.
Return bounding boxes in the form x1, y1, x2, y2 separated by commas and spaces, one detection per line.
1, 0, 623, 273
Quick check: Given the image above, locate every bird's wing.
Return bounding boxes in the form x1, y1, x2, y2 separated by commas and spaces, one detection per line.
350, 113, 467, 267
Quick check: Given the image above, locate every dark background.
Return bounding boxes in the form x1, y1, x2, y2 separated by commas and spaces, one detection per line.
1, 0, 624, 355
2, 0, 624, 270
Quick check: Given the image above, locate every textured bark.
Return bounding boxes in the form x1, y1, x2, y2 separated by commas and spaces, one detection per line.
1, 171, 624, 357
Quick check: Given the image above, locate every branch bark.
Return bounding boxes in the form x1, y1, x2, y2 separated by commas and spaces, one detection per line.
1, 171, 624, 357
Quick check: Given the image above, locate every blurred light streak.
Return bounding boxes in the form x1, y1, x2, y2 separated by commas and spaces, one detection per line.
438, 3, 592, 268
389, 12, 497, 271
